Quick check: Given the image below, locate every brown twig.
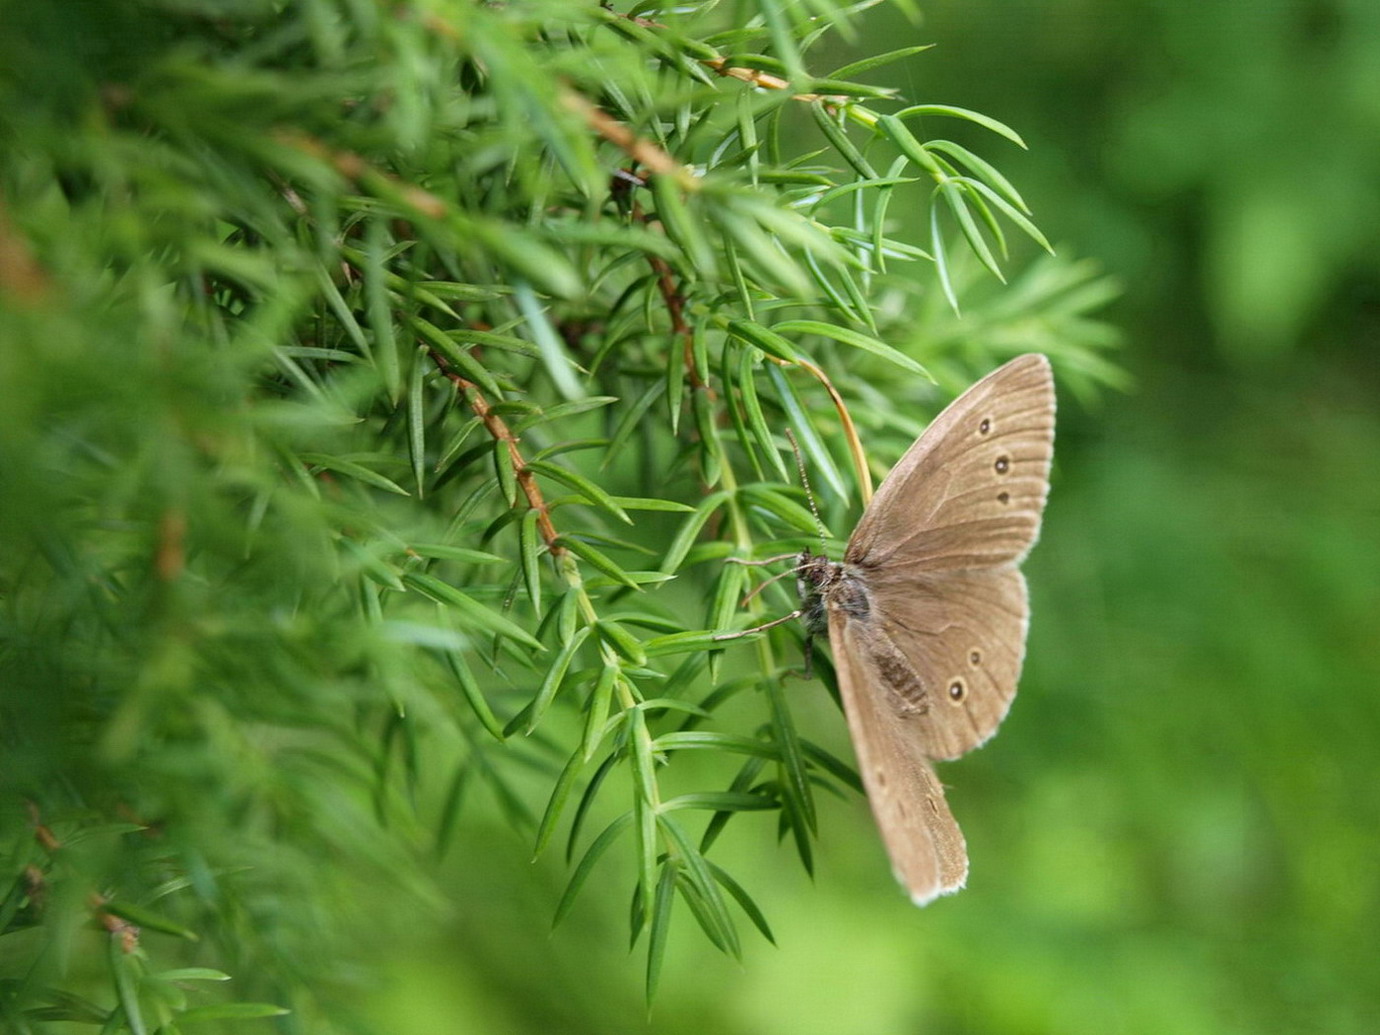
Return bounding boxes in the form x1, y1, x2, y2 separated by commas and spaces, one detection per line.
635, 195, 703, 391
609, 167, 705, 393
610, 9, 851, 106
428, 349, 565, 557
654, 250, 701, 390
560, 89, 689, 183
155, 509, 186, 581
273, 129, 448, 220
700, 57, 850, 106
563, 84, 707, 394
90, 894, 141, 954
26, 800, 60, 854
0, 197, 51, 306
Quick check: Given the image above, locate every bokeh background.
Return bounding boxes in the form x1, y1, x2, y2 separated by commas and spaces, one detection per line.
355, 3, 1380, 1032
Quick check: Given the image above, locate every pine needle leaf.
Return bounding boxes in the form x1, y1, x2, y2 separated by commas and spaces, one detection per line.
535, 748, 586, 858
893, 103, 1028, 148
770, 320, 933, 379
526, 625, 593, 733
402, 573, 543, 650
298, 454, 411, 497
555, 812, 633, 927
645, 859, 678, 1001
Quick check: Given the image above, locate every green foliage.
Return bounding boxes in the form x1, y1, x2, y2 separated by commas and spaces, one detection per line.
909, 0, 1380, 361
0, 0, 1114, 1030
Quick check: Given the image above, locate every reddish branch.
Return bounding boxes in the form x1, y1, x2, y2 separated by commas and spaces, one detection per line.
26, 800, 59, 853
0, 198, 51, 305
273, 129, 447, 220
614, 10, 849, 106
428, 349, 565, 557
156, 509, 186, 581
699, 58, 850, 106
607, 168, 706, 393
558, 93, 703, 389
617, 178, 703, 392
27, 802, 141, 950
560, 89, 684, 179
90, 894, 141, 954
651, 248, 701, 390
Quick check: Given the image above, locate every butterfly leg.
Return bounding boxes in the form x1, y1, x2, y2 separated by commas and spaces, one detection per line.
710, 607, 803, 642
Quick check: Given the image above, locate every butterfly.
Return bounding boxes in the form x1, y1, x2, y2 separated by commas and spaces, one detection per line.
757, 354, 1056, 904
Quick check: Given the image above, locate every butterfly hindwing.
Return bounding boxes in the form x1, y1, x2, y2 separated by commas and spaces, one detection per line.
828, 607, 969, 904
862, 565, 1030, 760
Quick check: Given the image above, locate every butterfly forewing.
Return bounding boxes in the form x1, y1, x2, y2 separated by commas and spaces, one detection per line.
845, 353, 1055, 572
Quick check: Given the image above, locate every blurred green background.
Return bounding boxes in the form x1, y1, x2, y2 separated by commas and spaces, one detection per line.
355, 3, 1380, 1032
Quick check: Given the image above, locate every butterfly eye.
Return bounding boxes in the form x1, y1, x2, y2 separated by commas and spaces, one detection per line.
994, 455, 1010, 474
947, 679, 966, 703
969, 650, 981, 667
978, 417, 992, 435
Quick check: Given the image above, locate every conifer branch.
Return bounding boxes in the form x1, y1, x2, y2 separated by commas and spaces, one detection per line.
428, 348, 564, 556
0, 2, 1118, 1024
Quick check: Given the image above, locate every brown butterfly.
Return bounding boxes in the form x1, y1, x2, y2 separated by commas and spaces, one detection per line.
768, 354, 1056, 904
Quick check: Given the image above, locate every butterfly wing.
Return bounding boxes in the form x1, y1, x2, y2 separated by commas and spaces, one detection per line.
841, 353, 1054, 758
829, 606, 968, 905
862, 565, 1030, 760
819, 354, 1055, 901
845, 353, 1055, 573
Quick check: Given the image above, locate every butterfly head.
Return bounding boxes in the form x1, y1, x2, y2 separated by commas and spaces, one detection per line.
794, 550, 839, 638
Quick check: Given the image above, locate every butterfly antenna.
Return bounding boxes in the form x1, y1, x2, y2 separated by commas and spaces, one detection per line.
737, 564, 799, 605
784, 428, 828, 553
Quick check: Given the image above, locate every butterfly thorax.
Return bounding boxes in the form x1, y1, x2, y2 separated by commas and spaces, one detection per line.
798, 550, 933, 720
795, 550, 870, 638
